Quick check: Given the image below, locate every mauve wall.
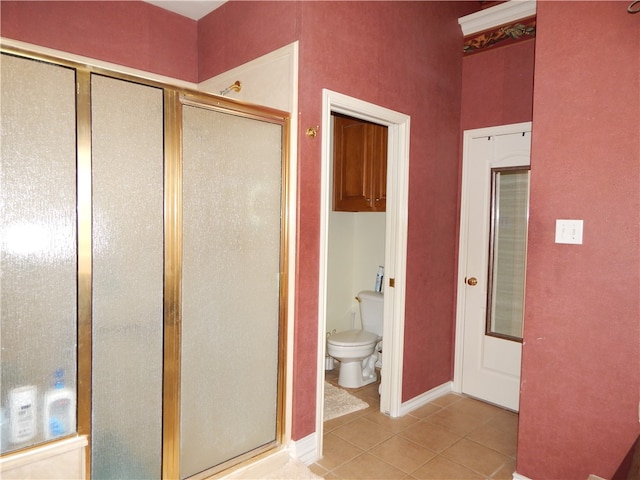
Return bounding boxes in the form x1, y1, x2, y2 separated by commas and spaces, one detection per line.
197, 1, 300, 80
296, 0, 477, 433
460, 40, 534, 130
197, 0, 477, 437
0, 1, 198, 82
517, 2, 640, 478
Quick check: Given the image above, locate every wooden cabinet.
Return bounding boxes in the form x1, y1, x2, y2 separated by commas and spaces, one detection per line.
332, 113, 388, 212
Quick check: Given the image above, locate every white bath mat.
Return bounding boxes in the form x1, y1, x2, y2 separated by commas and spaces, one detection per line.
227, 453, 321, 479
323, 381, 369, 421
261, 458, 322, 479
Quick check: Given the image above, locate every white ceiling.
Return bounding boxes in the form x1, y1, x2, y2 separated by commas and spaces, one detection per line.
143, 0, 227, 20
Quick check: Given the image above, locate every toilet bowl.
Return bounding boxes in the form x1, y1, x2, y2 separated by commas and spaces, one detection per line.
327, 290, 384, 389
327, 329, 379, 388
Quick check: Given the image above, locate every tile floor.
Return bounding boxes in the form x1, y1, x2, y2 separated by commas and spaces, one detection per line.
309, 368, 517, 479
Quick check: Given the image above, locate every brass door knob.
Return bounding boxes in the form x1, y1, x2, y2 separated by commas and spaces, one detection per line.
467, 277, 478, 286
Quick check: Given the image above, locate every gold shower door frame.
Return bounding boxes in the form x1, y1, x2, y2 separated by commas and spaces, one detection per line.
1, 45, 290, 480
164, 91, 291, 479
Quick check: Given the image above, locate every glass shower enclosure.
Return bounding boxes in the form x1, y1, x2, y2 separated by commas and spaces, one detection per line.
0, 48, 289, 480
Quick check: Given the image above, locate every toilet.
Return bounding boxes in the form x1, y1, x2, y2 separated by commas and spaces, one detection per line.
327, 290, 383, 388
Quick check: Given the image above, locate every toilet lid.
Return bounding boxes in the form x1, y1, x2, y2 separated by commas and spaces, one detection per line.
328, 329, 379, 347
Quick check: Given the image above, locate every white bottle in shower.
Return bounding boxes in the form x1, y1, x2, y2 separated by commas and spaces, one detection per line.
8, 385, 37, 444
43, 369, 75, 440
375, 266, 384, 292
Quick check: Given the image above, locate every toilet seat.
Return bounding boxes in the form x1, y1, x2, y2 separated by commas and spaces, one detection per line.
328, 329, 379, 347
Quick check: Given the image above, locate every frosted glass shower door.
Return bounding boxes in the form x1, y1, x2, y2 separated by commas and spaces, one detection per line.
91, 75, 164, 479
180, 104, 284, 478
0, 53, 77, 454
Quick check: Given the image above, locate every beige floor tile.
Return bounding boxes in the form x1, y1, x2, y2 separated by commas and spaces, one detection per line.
446, 397, 503, 421
406, 402, 442, 420
362, 410, 421, 434
490, 457, 516, 479
356, 382, 381, 396
423, 408, 487, 437
315, 386, 518, 480
322, 471, 341, 479
317, 432, 365, 471
333, 452, 406, 480
427, 393, 463, 408
440, 438, 511, 477
324, 412, 357, 433
466, 421, 518, 458
308, 462, 330, 478
399, 421, 461, 453
368, 435, 436, 474
487, 409, 519, 432
410, 456, 483, 479
332, 417, 395, 450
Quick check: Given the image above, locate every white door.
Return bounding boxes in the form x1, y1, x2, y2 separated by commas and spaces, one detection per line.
457, 123, 531, 412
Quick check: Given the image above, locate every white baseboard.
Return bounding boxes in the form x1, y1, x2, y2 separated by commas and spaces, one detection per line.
287, 432, 318, 465
513, 473, 532, 480
398, 381, 453, 416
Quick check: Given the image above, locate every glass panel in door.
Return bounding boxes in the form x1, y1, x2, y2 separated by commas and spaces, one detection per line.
0, 54, 77, 454
180, 105, 283, 478
91, 75, 164, 479
487, 168, 530, 341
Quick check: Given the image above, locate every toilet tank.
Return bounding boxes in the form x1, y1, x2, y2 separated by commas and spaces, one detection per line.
358, 290, 384, 336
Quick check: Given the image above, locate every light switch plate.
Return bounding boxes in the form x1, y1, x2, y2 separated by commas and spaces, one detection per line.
555, 219, 583, 244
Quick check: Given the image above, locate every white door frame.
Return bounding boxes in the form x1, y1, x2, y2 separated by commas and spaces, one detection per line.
453, 121, 532, 396
316, 90, 411, 457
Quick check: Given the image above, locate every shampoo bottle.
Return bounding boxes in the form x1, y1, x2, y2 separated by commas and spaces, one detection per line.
375, 266, 384, 293
43, 369, 75, 440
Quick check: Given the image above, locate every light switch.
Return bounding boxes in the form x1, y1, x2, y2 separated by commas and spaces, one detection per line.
555, 219, 583, 244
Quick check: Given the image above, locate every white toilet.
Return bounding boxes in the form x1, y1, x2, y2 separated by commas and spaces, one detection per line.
327, 290, 383, 388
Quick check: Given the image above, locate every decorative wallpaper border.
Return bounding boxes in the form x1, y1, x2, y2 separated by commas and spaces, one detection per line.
463, 16, 536, 55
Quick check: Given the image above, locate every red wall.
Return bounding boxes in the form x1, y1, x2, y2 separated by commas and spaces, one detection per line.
1, 1, 198, 82
197, 1, 300, 80
517, 2, 640, 478
298, 0, 477, 422
461, 40, 535, 130
196, 0, 477, 436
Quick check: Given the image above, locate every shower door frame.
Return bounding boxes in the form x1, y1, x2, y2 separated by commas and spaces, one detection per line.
0, 43, 291, 480
164, 90, 291, 479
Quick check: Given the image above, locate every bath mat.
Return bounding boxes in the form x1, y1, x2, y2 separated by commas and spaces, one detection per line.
323, 381, 369, 421
228, 453, 322, 479
261, 458, 322, 479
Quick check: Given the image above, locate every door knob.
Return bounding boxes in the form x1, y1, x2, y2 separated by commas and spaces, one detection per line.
466, 277, 478, 286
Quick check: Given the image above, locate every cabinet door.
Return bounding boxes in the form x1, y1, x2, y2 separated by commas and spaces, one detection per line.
371, 122, 388, 211
333, 114, 387, 212
333, 114, 371, 211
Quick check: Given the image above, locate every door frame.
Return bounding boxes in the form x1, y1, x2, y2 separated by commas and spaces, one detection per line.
453, 121, 532, 396
316, 89, 411, 457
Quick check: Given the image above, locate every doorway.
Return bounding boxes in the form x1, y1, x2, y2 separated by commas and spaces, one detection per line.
454, 122, 532, 412
316, 90, 411, 458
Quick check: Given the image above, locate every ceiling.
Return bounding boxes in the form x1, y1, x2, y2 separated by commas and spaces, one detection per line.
143, 0, 227, 20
